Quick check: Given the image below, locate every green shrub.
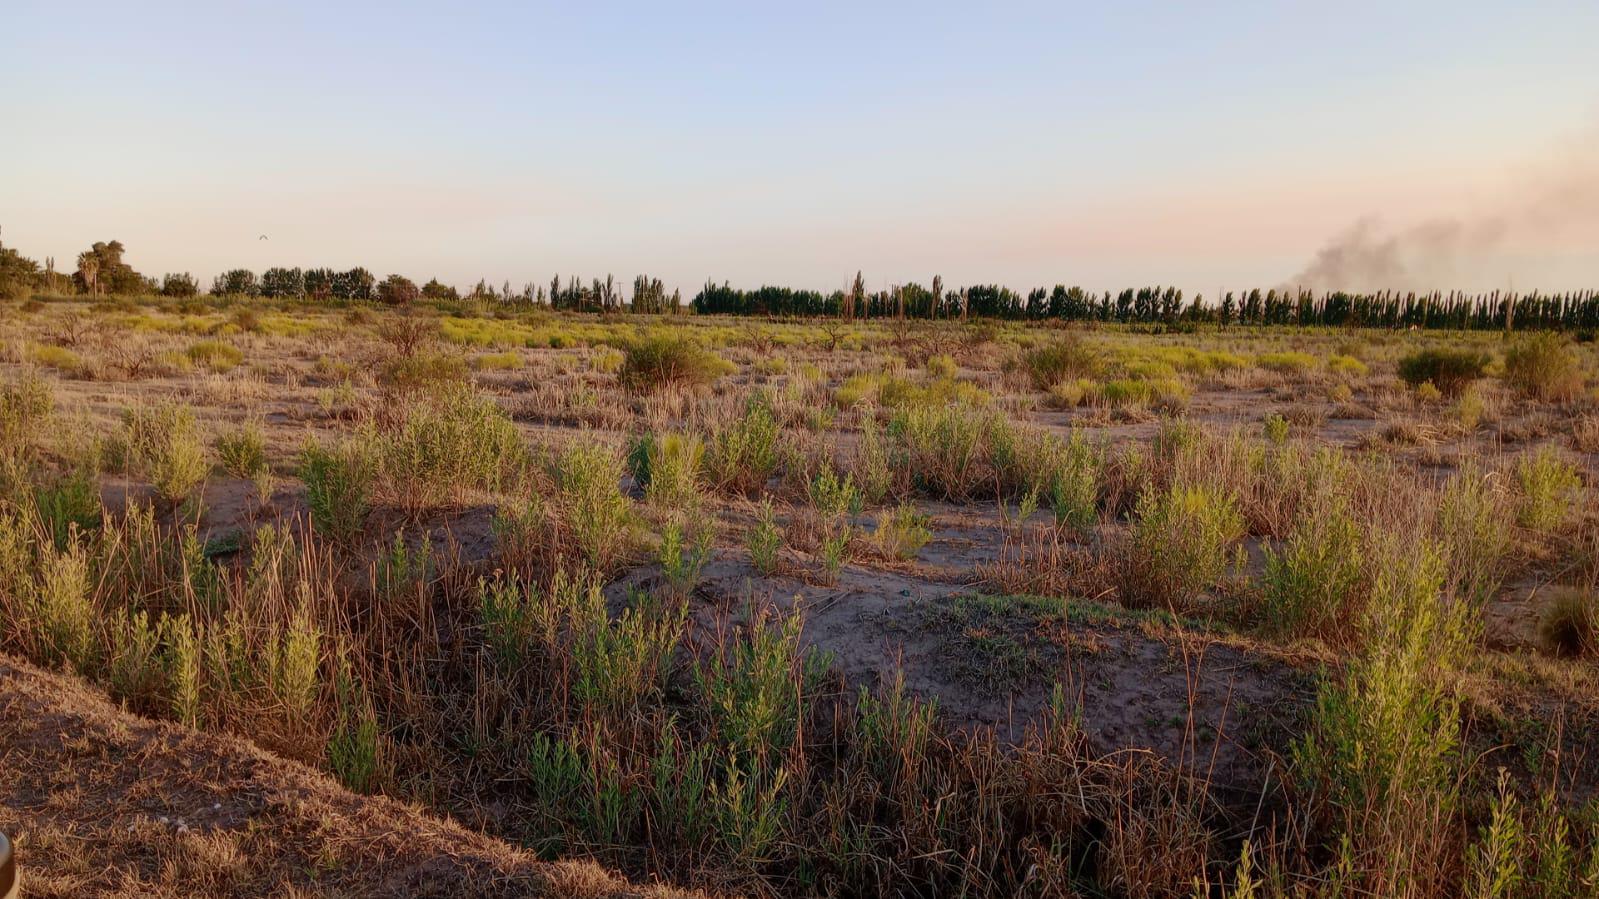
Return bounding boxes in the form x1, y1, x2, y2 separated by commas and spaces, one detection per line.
1263, 413, 1289, 445
31, 344, 91, 377
747, 498, 783, 574
1262, 499, 1365, 643
988, 420, 1099, 532
1435, 464, 1510, 604
30, 540, 97, 671
299, 436, 376, 544
328, 663, 381, 794
1328, 355, 1370, 377
1397, 347, 1488, 396
888, 403, 990, 501
162, 613, 202, 727
1094, 377, 1191, 410
1122, 483, 1245, 610
1047, 439, 1100, 534
619, 334, 730, 392
0, 372, 52, 456
628, 431, 704, 508
374, 386, 525, 512
1452, 387, 1485, 430
107, 609, 164, 707
380, 350, 468, 392
1292, 542, 1474, 894
472, 350, 524, 371
693, 606, 827, 765
872, 502, 932, 561
570, 581, 683, 717
925, 354, 958, 380
269, 601, 321, 718
705, 394, 781, 495
1514, 447, 1580, 534
120, 403, 208, 504
33, 468, 101, 551
215, 423, 269, 479
554, 442, 632, 571
1256, 351, 1317, 374
658, 521, 714, 600
1503, 333, 1583, 402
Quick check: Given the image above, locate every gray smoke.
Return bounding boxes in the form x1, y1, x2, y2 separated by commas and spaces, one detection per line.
1286, 135, 1599, 293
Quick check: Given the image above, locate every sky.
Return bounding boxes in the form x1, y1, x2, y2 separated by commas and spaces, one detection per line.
3, 1, 1597, 298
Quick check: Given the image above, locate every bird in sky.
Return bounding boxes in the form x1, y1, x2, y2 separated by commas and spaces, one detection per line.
258, 234, 268, 241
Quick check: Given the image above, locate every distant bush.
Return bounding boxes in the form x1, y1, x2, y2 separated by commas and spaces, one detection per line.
1020, 339, 1099, 390
1256, 351, 1317, 374
186, 339, 243, 372
924, 354, 958, 380
1397, 347, 1488, 396
1327, 354, 1369, 377
472, 351, 524, 371
376, 274, 420, 306
1094, 377, 1190, 411
1503, 333, 1582, 402
380, 351, 468, 393
618, 334, 730, 392
31, 344, 91, 378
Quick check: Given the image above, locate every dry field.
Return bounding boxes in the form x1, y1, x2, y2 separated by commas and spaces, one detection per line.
2, 294, 1599, 896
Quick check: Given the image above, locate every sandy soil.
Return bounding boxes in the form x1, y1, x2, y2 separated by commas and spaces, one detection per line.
0, 655, 704, 899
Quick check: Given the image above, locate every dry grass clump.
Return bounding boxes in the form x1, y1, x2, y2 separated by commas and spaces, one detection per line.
1538, 587, 1597, 657
186, 338, 243, 372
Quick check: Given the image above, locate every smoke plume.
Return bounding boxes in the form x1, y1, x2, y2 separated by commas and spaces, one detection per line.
1286, 133, 1599, 293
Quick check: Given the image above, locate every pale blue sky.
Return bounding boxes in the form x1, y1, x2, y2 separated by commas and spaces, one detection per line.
4, 1, 1596, 295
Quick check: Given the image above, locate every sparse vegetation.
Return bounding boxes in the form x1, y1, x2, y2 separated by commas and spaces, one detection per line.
0, 298, 1596, 898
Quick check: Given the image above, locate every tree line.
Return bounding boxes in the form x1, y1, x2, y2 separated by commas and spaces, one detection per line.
690, 275, 1599, 332
3, 237, 1597, 331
